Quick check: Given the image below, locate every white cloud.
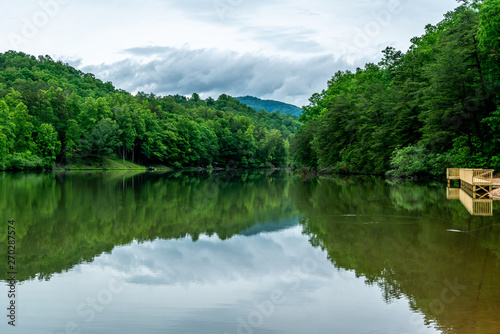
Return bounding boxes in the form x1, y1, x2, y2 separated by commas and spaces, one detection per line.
0, 0, 459, 105
81, 46, 361, 106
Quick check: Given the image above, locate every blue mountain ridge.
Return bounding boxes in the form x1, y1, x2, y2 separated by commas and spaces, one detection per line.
235, 96, 302, 117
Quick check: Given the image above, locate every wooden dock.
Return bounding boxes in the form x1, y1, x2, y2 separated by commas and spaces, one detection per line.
446, 168, 498, 215
446, 168, 500, 199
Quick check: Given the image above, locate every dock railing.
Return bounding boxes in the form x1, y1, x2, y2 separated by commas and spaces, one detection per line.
459, 189, 493, 216
447, 168, 461, 180
446, 168, 495, 214
459, 169, 493, 186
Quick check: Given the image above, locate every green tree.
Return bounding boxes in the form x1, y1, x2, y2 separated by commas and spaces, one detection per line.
12, 102, 35, 153
478, 0, 500, 101
90, 118, 122, 161
115, 104, 137, 163
64, 119, 81, 162
0, 50, 299, 170
35, 123, 61, 166
291, 1, 500, 176
0, 100, 15, 160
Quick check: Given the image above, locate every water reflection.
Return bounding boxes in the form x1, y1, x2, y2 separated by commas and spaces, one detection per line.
0, 170, 298, 282
0, 172, 499, 334
295, 177, 500, 334
447, 187, 493, 216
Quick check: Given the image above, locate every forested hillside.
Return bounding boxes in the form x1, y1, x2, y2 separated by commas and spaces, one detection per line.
0, 51, 300, 170
236, 96, 303, 117
291, 0, 500, 176
2, 2, 497, 175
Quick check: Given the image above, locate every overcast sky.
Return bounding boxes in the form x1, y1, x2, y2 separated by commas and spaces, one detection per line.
1, 0, 458, 106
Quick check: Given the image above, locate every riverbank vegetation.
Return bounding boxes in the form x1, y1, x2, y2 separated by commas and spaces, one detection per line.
291, 0, 500, 177
2, 1, 498, 176
0, 52, 300, 170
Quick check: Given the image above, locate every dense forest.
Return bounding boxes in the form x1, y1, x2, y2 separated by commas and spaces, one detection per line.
235, 96, 303, 117
0, 52, 300, 170
1, 1, 498, 175
292, 0, 500, 176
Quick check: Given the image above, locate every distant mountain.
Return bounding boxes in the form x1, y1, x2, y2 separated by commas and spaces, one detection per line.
239, 218, 299, 237
0, 51, 301, 170
236, 96, 302, 117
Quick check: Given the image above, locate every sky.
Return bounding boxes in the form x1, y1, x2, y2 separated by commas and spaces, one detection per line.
0, 0, 459, 106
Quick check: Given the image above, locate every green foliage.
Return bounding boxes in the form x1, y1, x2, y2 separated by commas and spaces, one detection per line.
478, 0, 500, 87
292, 1, 500, 176
388, 144, 453, 177
35, 123, 61, 166
0, 51, 300, 170
7, 152, 44, 170
388, 145, 428, 177
12, 102, 36, 153
90, 118, 121, 161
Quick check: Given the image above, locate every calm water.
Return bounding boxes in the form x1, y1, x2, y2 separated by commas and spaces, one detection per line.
1, 171, 499, 334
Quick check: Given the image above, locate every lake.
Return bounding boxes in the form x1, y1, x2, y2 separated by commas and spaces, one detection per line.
1, 171, 499, 334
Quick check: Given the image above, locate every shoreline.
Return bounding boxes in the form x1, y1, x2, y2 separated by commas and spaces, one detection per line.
0, 166, 293, 173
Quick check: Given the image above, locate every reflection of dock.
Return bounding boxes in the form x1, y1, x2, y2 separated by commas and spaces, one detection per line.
447, 187, 493, 216
446, 168, 500, 199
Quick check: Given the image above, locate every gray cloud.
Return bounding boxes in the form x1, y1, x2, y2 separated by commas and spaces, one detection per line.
2, 0, 458, 108
81, 46, 364, 107
93, 225, 334, 286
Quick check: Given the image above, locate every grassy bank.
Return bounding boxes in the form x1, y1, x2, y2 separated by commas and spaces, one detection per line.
56, 157, 169, 171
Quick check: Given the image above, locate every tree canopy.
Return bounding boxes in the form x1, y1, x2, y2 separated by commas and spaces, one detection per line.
291, 0, 500, 176
0, 52, 301, 170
